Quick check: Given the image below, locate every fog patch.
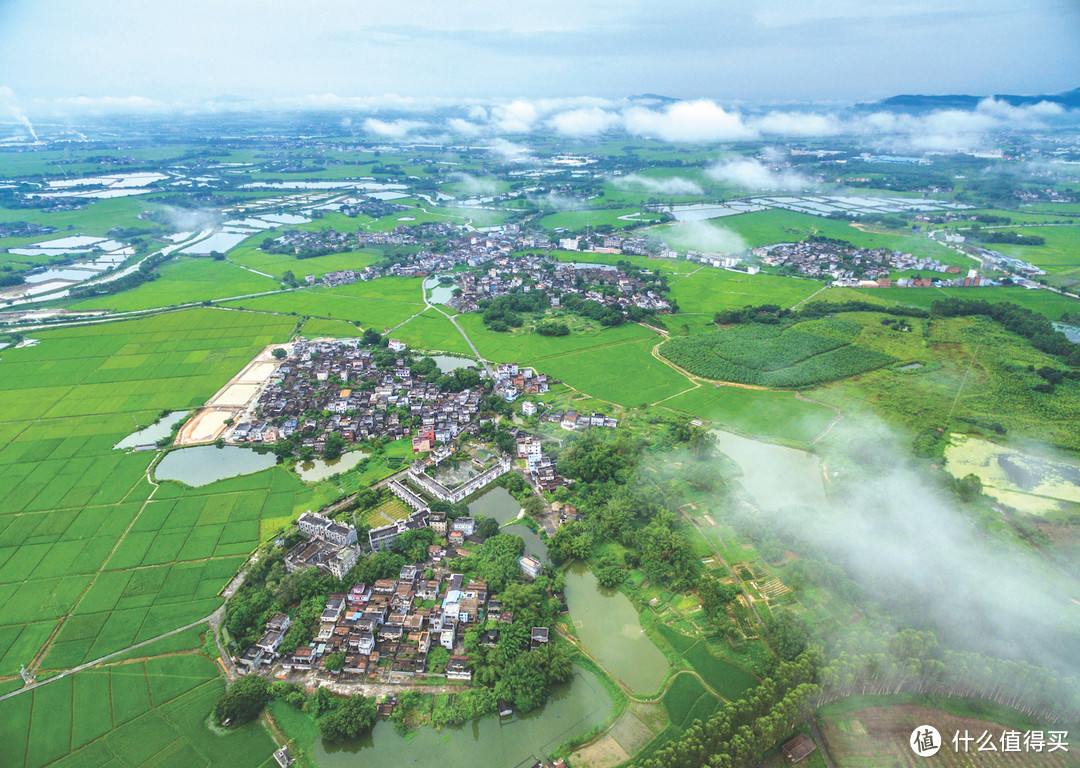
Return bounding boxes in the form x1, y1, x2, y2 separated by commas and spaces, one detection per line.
706, 156, 816, 191
612, 173, 703, 196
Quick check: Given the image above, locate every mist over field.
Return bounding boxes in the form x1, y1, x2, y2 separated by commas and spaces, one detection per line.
715, 416, 1080, 675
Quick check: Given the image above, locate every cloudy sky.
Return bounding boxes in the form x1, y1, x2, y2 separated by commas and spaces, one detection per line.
0, 0, 1077, 114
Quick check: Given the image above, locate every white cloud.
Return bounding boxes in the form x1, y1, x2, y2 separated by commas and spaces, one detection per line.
486, 137, 532, 162
492, 99, 539, 133
548, 107, 619, 137
623, 99, 758, 142
446, 117, 483, 136
362, 117, 425, 138
452, 172, 499, 195
664, 220, 748, 254
705, 157, 814, 191
612, 173, 703, 195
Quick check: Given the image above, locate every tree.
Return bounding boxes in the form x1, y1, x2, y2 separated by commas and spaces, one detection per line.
213, 675, 271, 727
495, 652, 548, 713
767, 608, 809, 661
477, 516, 500, 539
504, 473, 526, 495
318, 694, 378, 741
272, 347, 287, 360
324, 653, 345, 672
323, 432, 345, 460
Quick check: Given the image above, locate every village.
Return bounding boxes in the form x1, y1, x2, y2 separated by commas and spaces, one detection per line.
265, 223, 674, 316
236, 510, 554, 688
449, 254, 672, 315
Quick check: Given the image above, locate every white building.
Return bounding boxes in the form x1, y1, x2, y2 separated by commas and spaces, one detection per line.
521, 401, 537, 417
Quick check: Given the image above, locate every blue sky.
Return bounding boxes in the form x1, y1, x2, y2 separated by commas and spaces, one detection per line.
0, 0, 1078, 113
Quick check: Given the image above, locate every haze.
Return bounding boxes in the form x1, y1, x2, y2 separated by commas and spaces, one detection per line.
1, 0, 1079, 113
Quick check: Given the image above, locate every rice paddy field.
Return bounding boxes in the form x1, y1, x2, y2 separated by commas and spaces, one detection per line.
222, 285, 425, 329
0, 656, 277, 768
0, 309, 308, 679
70, 258, 281, 312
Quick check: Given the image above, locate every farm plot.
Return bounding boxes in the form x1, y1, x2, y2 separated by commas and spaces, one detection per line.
667, 267, 821, 315
228, 243, 381, 278
0, 655, 277, 768
660, 322, 894, 388
390, 309, 475, 356
454, 312, 656, 364
819, 703, 1079, 768
526, 337, 692, 406
0, 309, 300, 675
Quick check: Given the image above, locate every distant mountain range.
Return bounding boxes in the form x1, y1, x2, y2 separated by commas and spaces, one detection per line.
864, 87, 1080, 112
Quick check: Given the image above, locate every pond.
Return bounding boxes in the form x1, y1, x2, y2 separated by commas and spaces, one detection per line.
434, 461, 478, 486
424, 276, 455, 305
468, 486, 547, 559
712, 429, 827, 511
154, 445, 277, 487
563, 563, 669, 695
294, 451, 369, 482
430, 355, 475, 373
311, 666, 613, 768
944, 433, 1080, 514
113, 411, 190, 450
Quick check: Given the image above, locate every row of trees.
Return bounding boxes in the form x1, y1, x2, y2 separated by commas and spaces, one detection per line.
636, 654, 819, 768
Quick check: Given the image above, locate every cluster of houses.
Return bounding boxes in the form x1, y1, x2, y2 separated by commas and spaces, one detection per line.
753, 242, 957, 284
264, 227, 361, 258
493, 362, 549, 402
451, 255, 671, 316
227, 337, 485, 451
242, 518, 552, 684
283, 511, 361, 580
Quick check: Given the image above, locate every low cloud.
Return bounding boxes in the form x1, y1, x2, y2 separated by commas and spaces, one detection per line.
705, 156, 815, 191
159, 206, 220, 233
548, 107, 620, 137
486, 137, 532, 163
492, 99, 539, 133
664, 220, 748, 254
446, 117, 483, 136
623, 99, 758, 142
719, 417, 1080, 675
362, 117, 425, 138
0, 86, 37, 141
612, 173, 703, 195
452, 172, 499, 195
